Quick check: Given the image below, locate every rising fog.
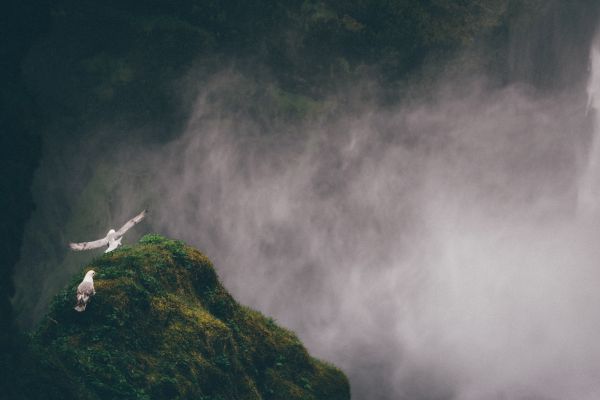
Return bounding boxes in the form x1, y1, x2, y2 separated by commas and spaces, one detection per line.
13, 19, 600, 400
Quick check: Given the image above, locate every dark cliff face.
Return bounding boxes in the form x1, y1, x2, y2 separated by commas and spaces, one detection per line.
0, 0, 50, 360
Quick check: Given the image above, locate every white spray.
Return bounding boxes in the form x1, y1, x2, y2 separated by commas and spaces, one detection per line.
580, 38, 600, 216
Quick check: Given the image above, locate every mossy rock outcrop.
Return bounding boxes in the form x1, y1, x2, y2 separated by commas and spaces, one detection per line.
28, 235, 349, 400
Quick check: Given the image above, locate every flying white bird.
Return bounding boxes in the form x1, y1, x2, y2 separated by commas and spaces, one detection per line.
69, 209, 148, 253
74, 270, 96, 312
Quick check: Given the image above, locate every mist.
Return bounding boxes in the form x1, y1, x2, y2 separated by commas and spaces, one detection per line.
14, 21, 600, 400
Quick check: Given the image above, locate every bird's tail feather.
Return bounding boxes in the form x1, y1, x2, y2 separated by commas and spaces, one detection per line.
74, 294, 88, 312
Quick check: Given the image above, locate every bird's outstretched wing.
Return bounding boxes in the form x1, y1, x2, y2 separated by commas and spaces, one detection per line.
115, 209, 148, 237
70, 237, 109, 251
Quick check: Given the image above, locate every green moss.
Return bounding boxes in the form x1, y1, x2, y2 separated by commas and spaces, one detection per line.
266, 86, 321, 120
28, 235, 349, 399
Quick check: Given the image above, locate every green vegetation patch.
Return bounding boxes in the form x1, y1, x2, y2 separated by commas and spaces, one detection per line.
29, 234, 349, 400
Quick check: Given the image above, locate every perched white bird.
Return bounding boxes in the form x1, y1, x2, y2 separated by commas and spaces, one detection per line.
69, 209, 147, 253
74, 270, 96, 312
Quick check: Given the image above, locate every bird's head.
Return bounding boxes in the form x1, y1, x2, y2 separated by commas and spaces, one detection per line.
107, 229, 116, 236
86, 270, 96, 278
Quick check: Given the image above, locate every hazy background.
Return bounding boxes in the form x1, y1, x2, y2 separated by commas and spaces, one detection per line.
8, 1, 600, 399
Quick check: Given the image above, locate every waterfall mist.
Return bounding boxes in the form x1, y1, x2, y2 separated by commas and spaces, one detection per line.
14, 14, 600, 400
